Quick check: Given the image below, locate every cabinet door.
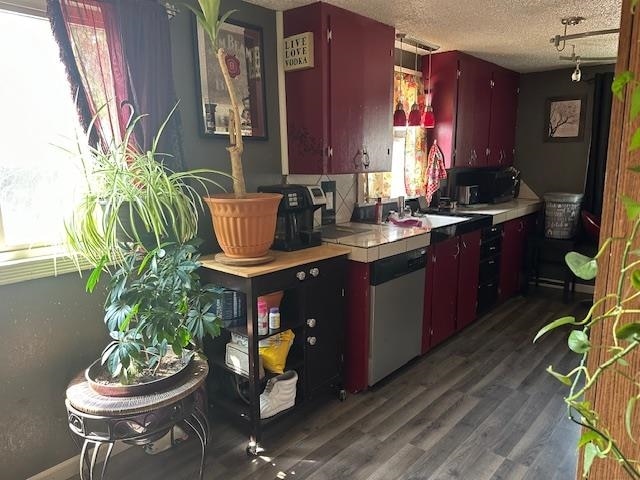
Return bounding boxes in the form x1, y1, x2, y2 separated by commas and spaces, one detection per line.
344, 261, 370, 393
284, 3, 328, 174
327, 6, 365, 174
457, 230, 481, 330
499, 218, 526, 301
360, 18, 394, 173
429, 51, 460, 169
431, 237, 460, 346
422, 245, 435, 354
455, 55, 491, 167
304, 257, 346, 396
488, 67, 519, 167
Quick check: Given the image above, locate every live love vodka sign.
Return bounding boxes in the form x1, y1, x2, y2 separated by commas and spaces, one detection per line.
284, 32, 314, 72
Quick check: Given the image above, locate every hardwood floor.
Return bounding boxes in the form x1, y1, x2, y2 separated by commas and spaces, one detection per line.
72, 289, 587, 480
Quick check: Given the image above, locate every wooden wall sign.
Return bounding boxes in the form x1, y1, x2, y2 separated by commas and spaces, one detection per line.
284, 32, 314, 72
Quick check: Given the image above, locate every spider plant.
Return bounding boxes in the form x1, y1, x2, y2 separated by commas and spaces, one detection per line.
65, 103, 229, 279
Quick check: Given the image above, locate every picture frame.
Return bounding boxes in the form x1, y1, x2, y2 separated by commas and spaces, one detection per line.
544, 95, 586, 142
193, 18, 268, 139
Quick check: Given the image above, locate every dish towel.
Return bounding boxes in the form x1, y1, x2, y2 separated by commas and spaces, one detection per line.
425, 140, 447, 204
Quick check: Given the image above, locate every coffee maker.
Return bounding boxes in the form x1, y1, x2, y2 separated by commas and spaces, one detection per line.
257, 184, 326, 251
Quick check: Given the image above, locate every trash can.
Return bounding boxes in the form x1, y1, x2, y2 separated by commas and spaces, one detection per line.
543, 192, 584, 239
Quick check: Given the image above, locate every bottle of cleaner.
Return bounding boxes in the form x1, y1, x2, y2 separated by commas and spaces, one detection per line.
257, 299, 269, 335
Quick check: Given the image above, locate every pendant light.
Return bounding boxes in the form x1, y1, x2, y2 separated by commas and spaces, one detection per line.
407, 40, 422, 126
393, 34, 407, 127
422, 45, 436, 129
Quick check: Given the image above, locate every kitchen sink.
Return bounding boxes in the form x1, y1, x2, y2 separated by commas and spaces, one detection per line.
422, 214, 471, 229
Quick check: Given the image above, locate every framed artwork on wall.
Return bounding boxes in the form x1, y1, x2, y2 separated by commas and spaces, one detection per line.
194, 18, 268, 139
544, 95, 587, 142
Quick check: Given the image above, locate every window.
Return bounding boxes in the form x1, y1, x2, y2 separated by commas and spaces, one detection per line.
0, 7, 88, 263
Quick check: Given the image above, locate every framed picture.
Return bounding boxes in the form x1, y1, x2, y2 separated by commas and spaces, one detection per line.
544, 96, 586, 142
194, 18, 267, 139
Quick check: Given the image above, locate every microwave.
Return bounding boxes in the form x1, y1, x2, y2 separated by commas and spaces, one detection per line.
474, 169, 520, 204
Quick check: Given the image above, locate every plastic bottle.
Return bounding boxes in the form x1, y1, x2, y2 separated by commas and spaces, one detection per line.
375, 197, 383, 224
257, 299, 269, 335
268, 307, 281, 330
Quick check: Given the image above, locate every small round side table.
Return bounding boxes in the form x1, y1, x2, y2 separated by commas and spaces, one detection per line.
65, 355, 209, 480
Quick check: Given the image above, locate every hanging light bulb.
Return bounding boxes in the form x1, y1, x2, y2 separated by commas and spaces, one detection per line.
408, 40, 422, 126
393, 34, 408, 127
571, 56, 581, 82
421, 45, 436, 128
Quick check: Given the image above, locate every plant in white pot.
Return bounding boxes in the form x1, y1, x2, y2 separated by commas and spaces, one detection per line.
185, 0, 282, 263
66, 108, 227, 393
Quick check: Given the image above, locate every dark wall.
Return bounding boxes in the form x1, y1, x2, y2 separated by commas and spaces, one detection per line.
514, 64, 615, 197
0, 274, 107, 479
0, 1, 281, 478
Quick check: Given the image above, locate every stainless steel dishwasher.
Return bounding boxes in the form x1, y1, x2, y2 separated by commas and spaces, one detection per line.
369, 248, 426, 386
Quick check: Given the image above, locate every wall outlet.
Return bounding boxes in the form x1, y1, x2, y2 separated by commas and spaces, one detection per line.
321, 180, 336, 225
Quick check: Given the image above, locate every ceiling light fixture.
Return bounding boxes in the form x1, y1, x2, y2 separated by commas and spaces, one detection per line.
393, 34, 408, 127
421, 44, 435, 129
408, 40, 422, 126
572, 56, 582, 82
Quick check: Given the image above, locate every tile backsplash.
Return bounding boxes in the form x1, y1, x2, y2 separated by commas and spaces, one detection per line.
286, 174, 357, 226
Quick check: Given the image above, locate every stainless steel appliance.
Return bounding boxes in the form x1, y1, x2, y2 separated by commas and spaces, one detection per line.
457, 185, 479, 205
257, 184, 326, 251
369, 248, 426, 385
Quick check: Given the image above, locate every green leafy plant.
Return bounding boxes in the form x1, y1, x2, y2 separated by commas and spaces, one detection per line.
535, 55, 640, 476
65, 104, 229, 383
101, 240, 221, 382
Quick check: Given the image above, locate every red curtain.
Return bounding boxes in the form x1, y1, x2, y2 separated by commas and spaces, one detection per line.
50, 0, 131, 147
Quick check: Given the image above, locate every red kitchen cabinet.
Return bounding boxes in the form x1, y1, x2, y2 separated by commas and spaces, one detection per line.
488, 67, 520, 167
284, 3, 394, 174
457, 230, 481, 330
499, 215, 536, 301
429, 237, 460, 347
422, 245, 435, 354
427, 51, 518, 169
344, 261, 370, 393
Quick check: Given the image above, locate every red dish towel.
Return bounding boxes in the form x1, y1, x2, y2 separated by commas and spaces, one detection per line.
425, 140, 447, 203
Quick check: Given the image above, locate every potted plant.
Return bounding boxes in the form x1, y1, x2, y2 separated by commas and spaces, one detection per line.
186, 0, 282, 263
66, 107, 227, 392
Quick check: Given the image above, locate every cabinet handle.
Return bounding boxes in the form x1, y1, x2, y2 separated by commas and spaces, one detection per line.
489, 246, 497, 251
296, 271, 306, 281
517, 221, 524, 232
362, 147, 370, 168
454, 243, 460, 259
462, 240, 468, 250
307, 318, 316, 328
309, 267, 320, 277
489, 260, 495, 265
307, 336, 317, 346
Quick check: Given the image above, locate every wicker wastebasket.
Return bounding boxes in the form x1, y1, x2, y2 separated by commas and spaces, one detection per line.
543, 192, 584, 239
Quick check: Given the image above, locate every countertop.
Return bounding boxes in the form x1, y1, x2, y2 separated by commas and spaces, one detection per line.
200, 244, 352, 278
320, 198, 543, 263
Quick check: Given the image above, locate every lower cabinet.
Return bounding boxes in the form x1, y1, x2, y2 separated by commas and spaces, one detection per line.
499, 215, 537, 301
423, 231, 482, 351
457, 230, 482, 330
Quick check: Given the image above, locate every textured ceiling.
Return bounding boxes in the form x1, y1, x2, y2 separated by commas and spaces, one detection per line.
245, 0, 622, 72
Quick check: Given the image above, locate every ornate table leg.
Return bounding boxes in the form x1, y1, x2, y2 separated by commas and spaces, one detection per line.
184, 412, 208, 480
79, 440, 114, 480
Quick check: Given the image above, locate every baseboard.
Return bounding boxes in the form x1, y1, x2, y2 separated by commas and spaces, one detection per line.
531, 277, 595, 295
27, 443, 132, 480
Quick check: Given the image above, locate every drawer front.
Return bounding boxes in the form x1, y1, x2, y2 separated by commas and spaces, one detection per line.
482, 224, 502, 242
252, 256, 347, 295
480, 237, 501, 258
477, 281, 499, 313
479, 257, 500, 284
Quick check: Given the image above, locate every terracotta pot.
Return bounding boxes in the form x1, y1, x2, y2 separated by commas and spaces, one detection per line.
204, 193, 282, 258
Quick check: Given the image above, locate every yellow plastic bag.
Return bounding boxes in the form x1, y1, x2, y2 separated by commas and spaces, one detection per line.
259, 329, 295, 374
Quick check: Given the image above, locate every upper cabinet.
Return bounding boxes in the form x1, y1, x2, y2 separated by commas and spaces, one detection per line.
426, 51, 519, 169
284, 3, 394, 174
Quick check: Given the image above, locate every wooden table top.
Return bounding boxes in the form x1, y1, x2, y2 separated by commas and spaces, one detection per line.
200, 244, 352, 278
66, 355, 208, 416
